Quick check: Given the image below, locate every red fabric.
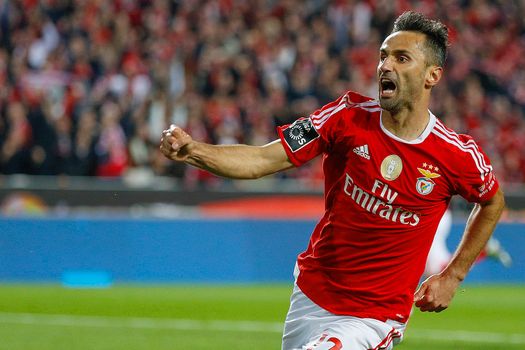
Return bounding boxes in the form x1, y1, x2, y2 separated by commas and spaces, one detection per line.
277, 91, 499, 323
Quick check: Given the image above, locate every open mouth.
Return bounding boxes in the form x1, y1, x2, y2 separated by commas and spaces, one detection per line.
380, 78, 397, 98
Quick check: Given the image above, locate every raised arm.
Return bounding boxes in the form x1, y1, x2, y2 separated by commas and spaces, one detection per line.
160, 125, 294, 179
414, 188, 505, 312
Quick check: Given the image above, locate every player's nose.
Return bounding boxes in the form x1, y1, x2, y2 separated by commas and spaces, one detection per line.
378, 56, 394, 73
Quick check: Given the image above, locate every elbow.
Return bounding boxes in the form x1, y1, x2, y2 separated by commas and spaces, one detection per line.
495, 188, 506, 211
498, 192, 506, 216
484, 188, 505, 216
233, 169, 264, 180
246, 162, 274, 179
249, 170, 268, 180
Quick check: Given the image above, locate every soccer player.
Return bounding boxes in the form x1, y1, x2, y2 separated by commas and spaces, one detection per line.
425, 209, 511, 277
160, 11, 505, 350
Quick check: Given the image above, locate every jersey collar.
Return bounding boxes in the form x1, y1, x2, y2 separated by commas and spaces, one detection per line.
379, 110, 436, 144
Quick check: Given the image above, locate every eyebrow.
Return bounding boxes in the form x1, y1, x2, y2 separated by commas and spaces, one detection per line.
379, 48, 414, 56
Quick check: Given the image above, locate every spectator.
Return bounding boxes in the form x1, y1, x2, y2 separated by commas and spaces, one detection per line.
0, 0, 523, 187
69, 108, 97, 176
1, 101, 32, 174
95, 101, 128, 177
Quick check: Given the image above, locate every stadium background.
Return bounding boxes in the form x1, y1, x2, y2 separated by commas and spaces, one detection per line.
0, 1, 524, 349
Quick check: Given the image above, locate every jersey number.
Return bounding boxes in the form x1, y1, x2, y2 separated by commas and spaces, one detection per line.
306, 334, 343, 350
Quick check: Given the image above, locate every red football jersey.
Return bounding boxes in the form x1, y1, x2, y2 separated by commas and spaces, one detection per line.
277, 91, 499, 323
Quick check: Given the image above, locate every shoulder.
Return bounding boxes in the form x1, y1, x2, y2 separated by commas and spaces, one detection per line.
431, 118, 481, 153
431, 118, 492, 176
311, 90, 379, 131
344, 90, 380, 110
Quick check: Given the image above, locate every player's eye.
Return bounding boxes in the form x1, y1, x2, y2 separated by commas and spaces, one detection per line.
398, 56, 409, 63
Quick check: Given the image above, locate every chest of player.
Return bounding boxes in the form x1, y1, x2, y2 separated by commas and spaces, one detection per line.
331, 130, 454, 211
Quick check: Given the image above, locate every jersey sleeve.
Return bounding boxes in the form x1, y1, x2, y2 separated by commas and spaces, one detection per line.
277, 94, 348, 166
454, 135, 499, 203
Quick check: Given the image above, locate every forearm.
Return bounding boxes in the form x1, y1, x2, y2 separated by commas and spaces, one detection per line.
185, 140, 293, 179
442, 190, 505, 281
415, 190, 505, 312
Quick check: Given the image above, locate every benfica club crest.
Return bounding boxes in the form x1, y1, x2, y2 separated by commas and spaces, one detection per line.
416, 165, 441, 195
416, 177, 435, 195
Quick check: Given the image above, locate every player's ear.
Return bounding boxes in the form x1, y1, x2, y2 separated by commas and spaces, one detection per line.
426, 66, 442, 88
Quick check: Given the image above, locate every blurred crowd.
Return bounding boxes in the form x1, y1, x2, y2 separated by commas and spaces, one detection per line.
0, 0, 524, 188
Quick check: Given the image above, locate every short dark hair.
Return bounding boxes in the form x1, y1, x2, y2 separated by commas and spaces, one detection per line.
391, 11, 449, 67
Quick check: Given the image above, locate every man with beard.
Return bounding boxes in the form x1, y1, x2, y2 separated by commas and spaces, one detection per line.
160, 11, 504, 350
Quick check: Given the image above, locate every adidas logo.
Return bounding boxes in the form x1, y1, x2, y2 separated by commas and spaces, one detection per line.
353, 144, 370, 159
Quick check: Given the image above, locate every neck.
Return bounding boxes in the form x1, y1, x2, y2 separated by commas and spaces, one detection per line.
381, 103, 430, 141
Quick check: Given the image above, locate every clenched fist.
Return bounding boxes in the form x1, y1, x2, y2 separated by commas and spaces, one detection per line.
414, 272, 461, 313
159, 124, 194, 162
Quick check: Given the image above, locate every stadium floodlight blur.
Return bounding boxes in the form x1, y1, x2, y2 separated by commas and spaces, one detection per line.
0, 1, 524, 212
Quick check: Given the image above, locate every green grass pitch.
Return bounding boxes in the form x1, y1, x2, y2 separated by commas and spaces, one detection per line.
0, 284, 523, 349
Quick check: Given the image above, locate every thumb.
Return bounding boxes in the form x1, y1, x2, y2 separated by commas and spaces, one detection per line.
414, 283, 428, 302
171, 125, 189, 141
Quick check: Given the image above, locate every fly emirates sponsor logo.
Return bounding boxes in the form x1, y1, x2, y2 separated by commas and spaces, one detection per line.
344, 174, 420, 226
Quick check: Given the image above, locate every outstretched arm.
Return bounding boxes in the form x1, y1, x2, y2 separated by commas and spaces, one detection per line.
414, 188, 505, 312
160, 125, 294, 179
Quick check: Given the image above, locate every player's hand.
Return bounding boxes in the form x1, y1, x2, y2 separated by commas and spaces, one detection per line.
414, 273, 461, 312
160, 124, 194, 162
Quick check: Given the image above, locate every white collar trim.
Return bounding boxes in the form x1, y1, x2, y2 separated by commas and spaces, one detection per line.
380, 110, 436, 144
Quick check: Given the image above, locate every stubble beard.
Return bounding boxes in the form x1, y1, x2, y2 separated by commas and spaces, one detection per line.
380, 78, 424, 115
379, 92, 412, 115
379, 96, 403, 114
